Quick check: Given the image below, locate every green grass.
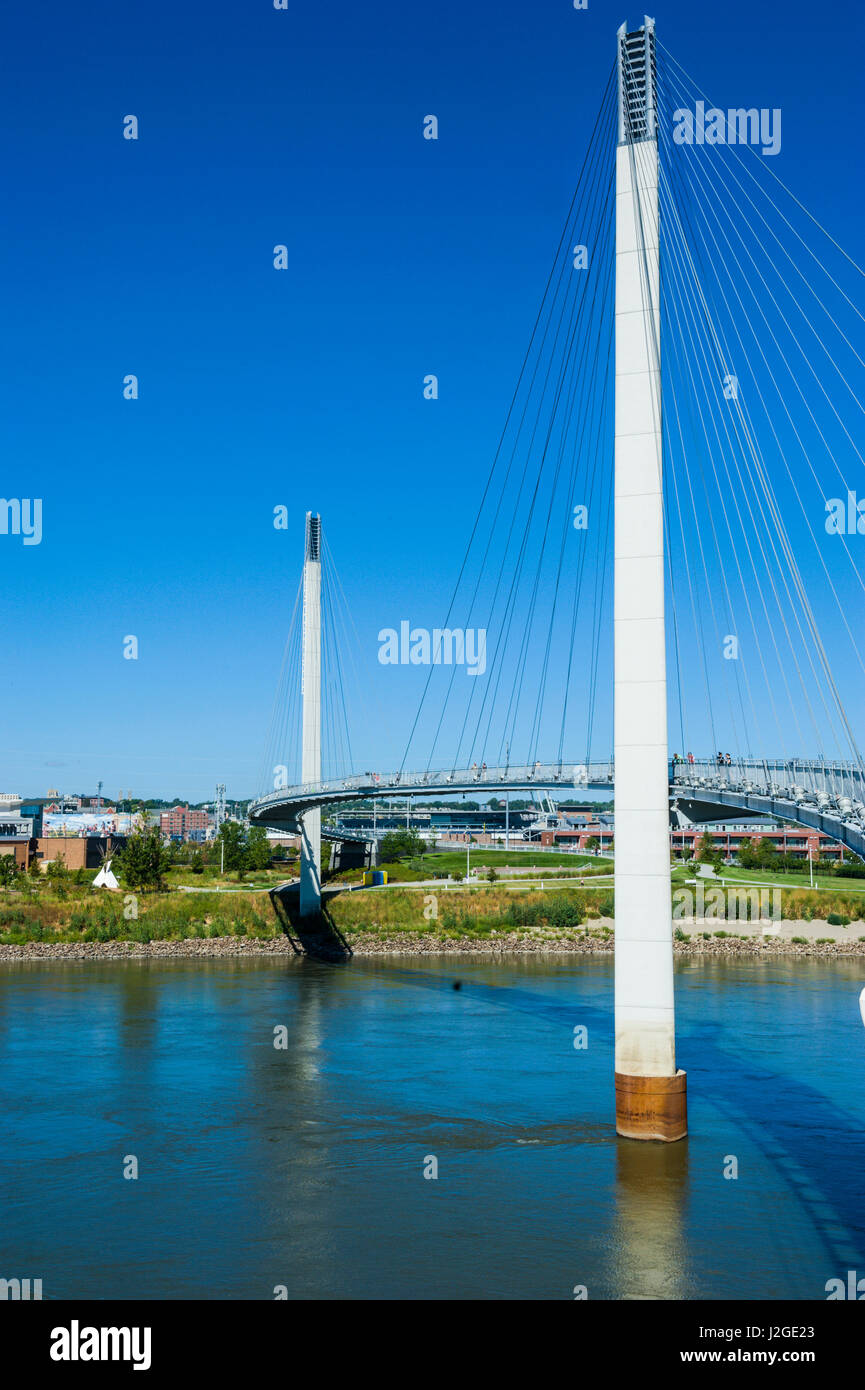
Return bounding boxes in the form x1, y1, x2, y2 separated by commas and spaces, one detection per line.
715, 865, 865, 892
0, 888, 280, 944
428, 848, 609, 870
328, 885, 614, 939
324, 847, 611, 887
671, 862, 865, 894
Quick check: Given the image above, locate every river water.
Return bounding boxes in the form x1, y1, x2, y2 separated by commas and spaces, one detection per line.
1, 954, 863, 1300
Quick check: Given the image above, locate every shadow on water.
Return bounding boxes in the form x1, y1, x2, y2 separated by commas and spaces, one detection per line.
328, 954, 865, 1268
687, 1019, 865, 1270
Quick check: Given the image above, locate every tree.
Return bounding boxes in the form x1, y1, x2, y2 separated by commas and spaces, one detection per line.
696, 832, 716, 864
218, 820, 247, 878
0, 855, 19, 888
46, 857, 70, 897
584, 836, 600, 853
380, 829, 426, 861
246, 826, 272, 871
755, 837, 778, 870
119, 815, 171, 891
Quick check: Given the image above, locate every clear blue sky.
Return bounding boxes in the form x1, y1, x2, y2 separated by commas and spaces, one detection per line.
2, 0, 862, 801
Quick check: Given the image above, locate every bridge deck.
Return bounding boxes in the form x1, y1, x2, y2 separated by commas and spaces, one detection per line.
248, 759, 865, 860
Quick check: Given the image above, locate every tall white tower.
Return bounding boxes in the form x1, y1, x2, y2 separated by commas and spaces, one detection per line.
613, 18, 686, 1140
299, 511, 323, 917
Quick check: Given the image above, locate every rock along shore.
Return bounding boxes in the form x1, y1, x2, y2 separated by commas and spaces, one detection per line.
0, 920, 863, 962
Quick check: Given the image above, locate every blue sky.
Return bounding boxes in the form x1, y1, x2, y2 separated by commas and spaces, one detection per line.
2, 0, 863, 801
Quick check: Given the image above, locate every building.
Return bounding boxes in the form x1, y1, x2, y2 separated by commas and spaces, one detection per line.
0, 795, 129, 871
160, 805, 211, 841
540, 823, 846, 862
0, 796, 46, 868
35, 836, 127, 871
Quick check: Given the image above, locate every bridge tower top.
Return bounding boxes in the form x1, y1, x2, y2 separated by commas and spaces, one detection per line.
617, 16, 656, 145
304, 511, 321, 563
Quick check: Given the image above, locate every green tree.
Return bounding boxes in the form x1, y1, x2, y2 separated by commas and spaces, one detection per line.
584, 836, 600, 853
218, 820, 248, 878
46, 857, 71, 897
755, 837, 778, 870
119, 815, 171, 892
246, 826, 272, 871
380, 829, 426, 861
696, 832, 717, 864
0, 854, 20, 888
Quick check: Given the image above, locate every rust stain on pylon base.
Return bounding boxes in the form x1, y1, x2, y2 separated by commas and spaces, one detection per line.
615, 1070, 688, 1142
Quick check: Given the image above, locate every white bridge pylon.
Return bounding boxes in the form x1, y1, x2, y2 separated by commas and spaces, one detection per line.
612, 16, 683, 1140
250, 16, 865, 1142
299, 512, 323, 918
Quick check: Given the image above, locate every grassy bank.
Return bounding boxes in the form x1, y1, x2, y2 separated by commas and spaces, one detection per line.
1, 869, 864, 950
0, 891, 279, 944
328, 885, 615, 943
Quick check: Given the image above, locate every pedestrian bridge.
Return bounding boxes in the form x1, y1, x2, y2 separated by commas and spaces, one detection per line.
249, 757, 865, 860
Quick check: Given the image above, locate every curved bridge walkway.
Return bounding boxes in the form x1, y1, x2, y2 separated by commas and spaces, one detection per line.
249, 757, 865, 860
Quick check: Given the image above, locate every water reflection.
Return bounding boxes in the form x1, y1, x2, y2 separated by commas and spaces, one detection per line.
612, 1135, 691, 1299
0, 953, 862, 1298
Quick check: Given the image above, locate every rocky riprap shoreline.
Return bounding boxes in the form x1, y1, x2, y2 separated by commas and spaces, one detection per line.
0, 927, 864, 960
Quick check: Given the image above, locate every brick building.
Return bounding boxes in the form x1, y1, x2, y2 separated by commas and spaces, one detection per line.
160, 805, 210, 840
35, 837, 126, 870
540, 823, 845, 862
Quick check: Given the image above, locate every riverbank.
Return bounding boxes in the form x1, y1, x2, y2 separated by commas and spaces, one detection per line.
3, 880, 864, 957
1, 922, 864, 960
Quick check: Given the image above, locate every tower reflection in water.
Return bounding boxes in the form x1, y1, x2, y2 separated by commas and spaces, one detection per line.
610, 1135, 691, 1299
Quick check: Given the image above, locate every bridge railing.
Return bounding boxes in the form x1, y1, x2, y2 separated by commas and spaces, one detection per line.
250, 757, 865, 841
671, 758, 865, 818
251, 760, 616, 813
